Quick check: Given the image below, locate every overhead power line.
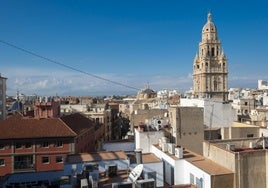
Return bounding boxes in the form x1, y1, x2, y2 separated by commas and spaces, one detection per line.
0, 39, 139, 91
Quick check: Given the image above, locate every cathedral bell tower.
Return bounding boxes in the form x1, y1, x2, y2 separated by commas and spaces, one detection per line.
193, 13, 228, 101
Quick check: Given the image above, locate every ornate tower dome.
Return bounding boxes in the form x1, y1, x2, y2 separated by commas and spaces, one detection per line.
202, 13, 218, 41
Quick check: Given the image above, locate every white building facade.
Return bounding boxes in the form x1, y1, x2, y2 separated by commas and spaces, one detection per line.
180, 98, 236, 128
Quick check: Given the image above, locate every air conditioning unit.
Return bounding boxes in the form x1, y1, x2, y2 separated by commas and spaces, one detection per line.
175, 147, 183, 159
249, 141, 256, 148
161, 137, 168, 144
89, 175, 98, 188
161, 143, 168, 152
158, 138, 162, 147
226, 144, 235, 151
112, 182, 133, 188
105, 164, 117, 177
168, 143, 175, 155
136, 178, 155, 188
80, 178, 88, 188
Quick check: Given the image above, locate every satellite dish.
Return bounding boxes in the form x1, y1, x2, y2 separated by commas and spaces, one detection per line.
127, 164, 143, 182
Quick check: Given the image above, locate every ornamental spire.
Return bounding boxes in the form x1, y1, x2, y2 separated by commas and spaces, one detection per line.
207, 12, 212, 22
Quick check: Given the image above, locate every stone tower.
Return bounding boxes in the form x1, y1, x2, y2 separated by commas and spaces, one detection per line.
193, 13, 228, 101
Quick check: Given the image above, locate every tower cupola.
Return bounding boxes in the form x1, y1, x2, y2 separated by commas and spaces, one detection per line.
202, 13, 218, 41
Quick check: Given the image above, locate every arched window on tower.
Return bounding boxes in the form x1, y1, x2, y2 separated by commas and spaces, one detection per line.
211, 47, 215, 57
213, 78, 217, 91
218, 77, 221, 90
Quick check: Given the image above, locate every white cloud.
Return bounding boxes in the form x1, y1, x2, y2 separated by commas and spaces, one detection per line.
3, 66, 193, 96
4, 66, 263, 97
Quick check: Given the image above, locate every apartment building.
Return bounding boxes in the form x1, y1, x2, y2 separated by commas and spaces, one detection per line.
169, 106, 204, 154
0, 99, 101, 181
130, 109, 168, 131
232, 98, 256, 119
180, 98, 236, 128
61, 102, 119, 142
134, 124, 233, 187
203, 138, 268, 188
0, 113, 76, 177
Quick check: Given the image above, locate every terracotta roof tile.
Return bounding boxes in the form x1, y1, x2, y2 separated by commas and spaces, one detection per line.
0, 113, 76, 139
60, 113, 95, 134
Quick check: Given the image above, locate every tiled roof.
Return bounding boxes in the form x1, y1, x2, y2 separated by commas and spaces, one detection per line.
0, 113, 76, 139
60, 113, 95, 135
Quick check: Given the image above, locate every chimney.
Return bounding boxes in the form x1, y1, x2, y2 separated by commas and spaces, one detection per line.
135, 149, 143, 165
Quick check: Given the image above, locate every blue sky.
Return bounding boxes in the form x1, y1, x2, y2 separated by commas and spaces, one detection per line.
1, 0, 268, 96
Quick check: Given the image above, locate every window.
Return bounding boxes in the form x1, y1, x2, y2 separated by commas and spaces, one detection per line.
56, 156, 63, 163
211, 47, 215, 56
15, 143, 22, 149
247, 134, 254, 138
25, 143, 31, 149
245, 102, 248, 106
190, 173, 195, 184
0, 159, 5, 166
42, 157, 49, 164
0, 144, 5, 150
14, 155, 33, 170
56, 141, 63, 148
196, 177, 203, 188
42, 142, 49, 148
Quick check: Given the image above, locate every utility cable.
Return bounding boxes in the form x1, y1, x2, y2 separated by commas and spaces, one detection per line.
0, 39, 139, 91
